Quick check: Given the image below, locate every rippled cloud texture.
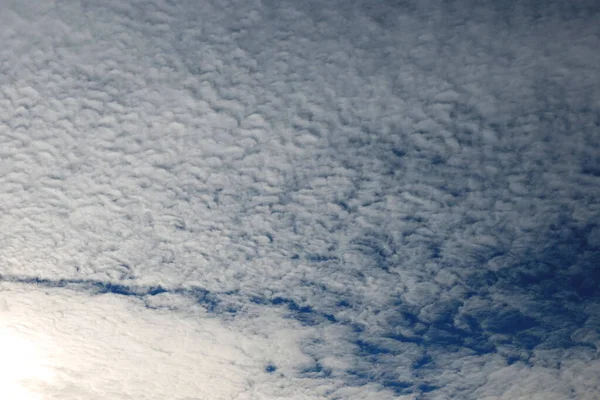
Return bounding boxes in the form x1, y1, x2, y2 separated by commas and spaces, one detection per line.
1, 0, 599, 398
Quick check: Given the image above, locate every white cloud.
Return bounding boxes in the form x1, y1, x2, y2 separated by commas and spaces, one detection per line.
0, 282, 336, 399
0, 0, 599, 398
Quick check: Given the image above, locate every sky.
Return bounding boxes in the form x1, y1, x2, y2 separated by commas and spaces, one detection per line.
0, 0, 599, 399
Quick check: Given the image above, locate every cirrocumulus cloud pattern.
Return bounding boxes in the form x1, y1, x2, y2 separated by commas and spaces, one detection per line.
0, 0, 599, 399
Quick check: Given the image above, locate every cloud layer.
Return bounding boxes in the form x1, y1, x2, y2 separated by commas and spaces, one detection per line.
0, 0, 599, 398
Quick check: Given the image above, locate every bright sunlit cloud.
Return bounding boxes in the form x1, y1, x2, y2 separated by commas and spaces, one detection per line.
0, 327, 54, 400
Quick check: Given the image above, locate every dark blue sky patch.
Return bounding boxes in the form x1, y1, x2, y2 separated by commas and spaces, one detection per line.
418, 383, 439, 393
422, 326, 465, 349
346, 367, 413, 395
147, 286, 168, 296
504, 261, 556, 287
564, 260, 600, 299
454, 313, 483, 334
0, 274, 229, 313
482, 309, 538, 335
305, 254, 339, 263
392, 148, 406, 158
412, 353, 433, 369
505, 354, 523, 365
183, 287, 221, 312
382, 380, 412, 395
512, 331, 543, 351
462, 335, 497, 355
265, 364, 277, 373
267, 296, 337, 326
461, 268, 499, 292
385, 333, 424, 345
427, 300, 462, 326
337, 299, 351, 308
429, 244, 442, 259
96, 282, 137, 296
581, 162, 600, 177
355, 339, 392, 356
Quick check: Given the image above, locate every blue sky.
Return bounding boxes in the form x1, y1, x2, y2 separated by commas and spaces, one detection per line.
0, 0, 599, 399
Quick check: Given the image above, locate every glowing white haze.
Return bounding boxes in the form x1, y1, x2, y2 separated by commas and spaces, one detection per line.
0, 284, 347, 400
0, 322, 55, 399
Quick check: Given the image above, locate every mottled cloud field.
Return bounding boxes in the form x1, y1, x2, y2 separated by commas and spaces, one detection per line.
1, 0, 599, 398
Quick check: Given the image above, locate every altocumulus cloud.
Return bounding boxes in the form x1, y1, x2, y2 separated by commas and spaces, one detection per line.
0, 0, 599, 398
